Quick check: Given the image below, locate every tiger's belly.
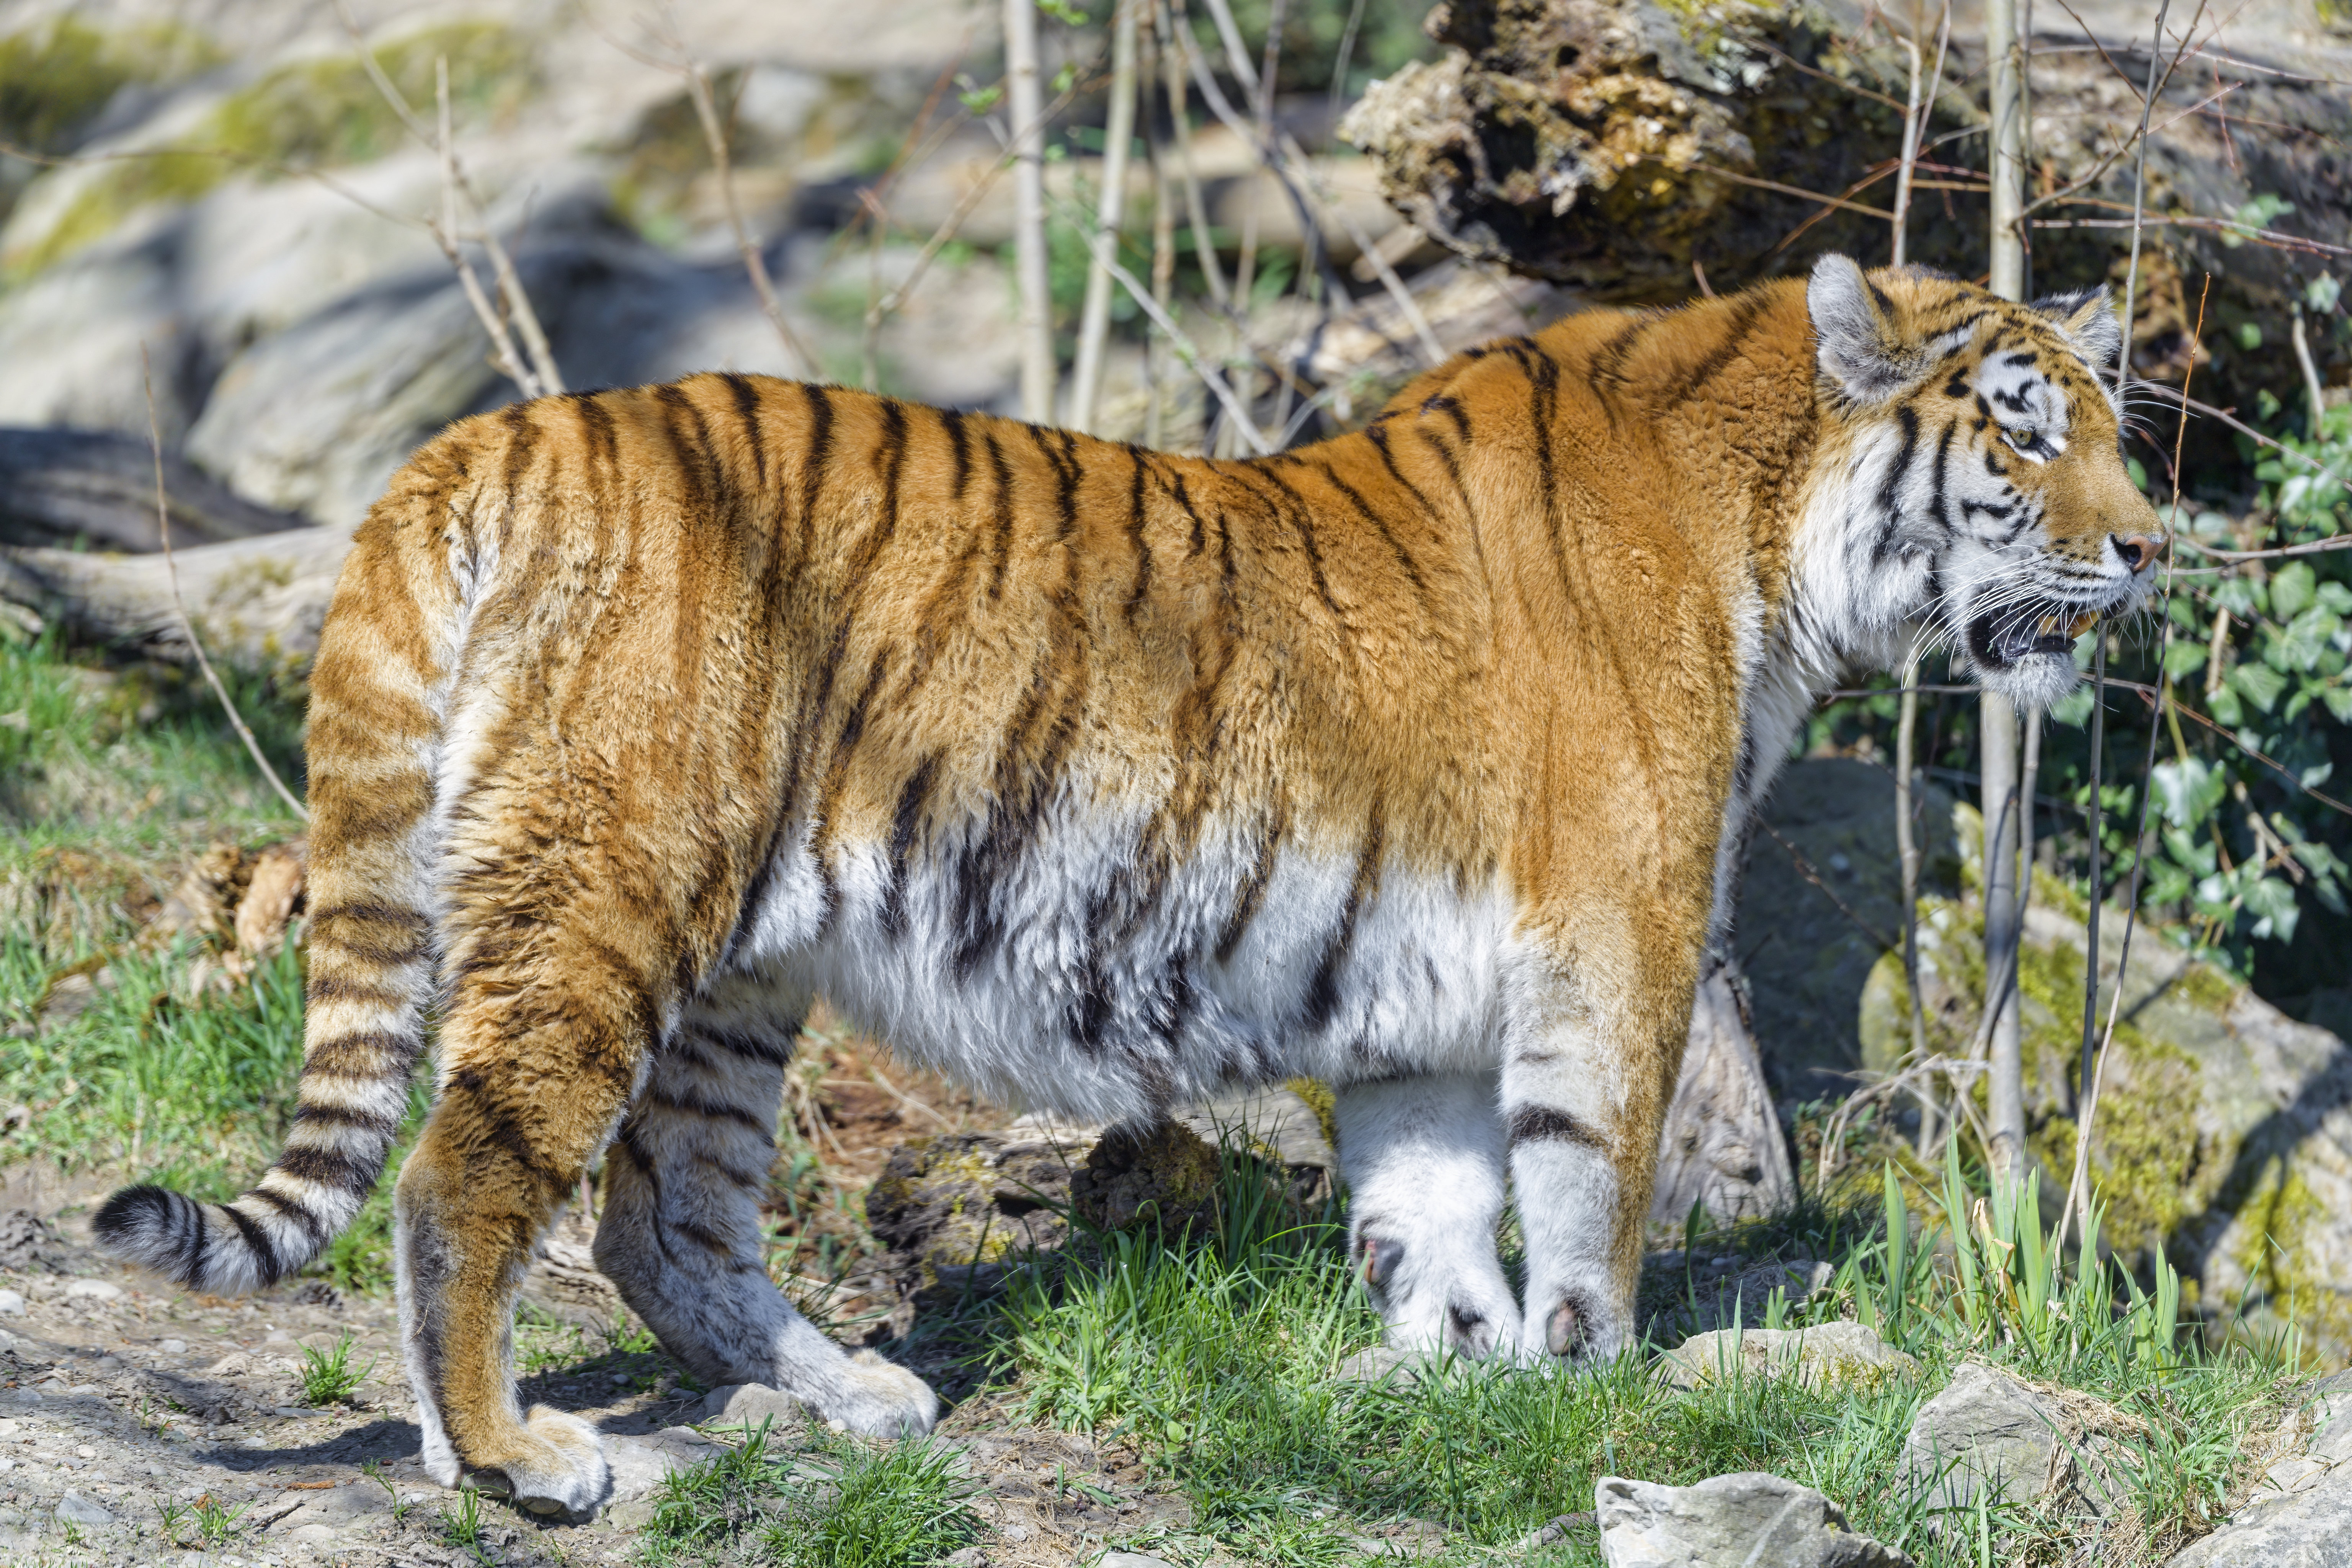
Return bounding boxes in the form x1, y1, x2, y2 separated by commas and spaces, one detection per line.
724, 795, 1513, 1124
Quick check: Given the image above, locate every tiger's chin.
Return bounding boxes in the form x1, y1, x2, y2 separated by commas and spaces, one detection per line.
1961, 602, 2101, 711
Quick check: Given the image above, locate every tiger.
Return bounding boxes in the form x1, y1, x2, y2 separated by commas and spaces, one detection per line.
95, 253, 2161, 1515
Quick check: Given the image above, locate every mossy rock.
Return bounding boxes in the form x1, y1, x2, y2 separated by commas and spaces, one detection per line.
2, 21, 536, 279
1856, 798, 2352, 1365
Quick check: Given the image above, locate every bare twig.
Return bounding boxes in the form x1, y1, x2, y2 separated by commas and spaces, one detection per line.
2059, 278, 2204, 1256
1071, 0, 1143, 432
2113, 0, 2177, 398
1052, 185, 1272, 453
1161, 0, 1230, 309
2292, 309, 2328, 439
1695, 165, 1896, 220
338, 3, 563, 398
1006, 0, 1057, 421
682, 61, 818, 379
1890, 2, 1952, 267
140, 346, 308, 825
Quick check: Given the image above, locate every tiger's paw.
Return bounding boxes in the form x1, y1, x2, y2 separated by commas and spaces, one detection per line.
1361, 1232, 1522, 1362
463, 1407, 611, 1518
815, 1350, 939, 1437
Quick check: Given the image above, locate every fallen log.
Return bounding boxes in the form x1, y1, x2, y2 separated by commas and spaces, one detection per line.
1340, 0, 2351, 420
2, 524, 351, 669
0, 428, 309, 552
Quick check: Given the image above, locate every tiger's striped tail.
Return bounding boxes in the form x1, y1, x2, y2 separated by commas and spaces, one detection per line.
95, 451, 467, 1295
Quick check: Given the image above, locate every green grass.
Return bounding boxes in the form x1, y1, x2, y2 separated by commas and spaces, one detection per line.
0, 633, 427, 1286
1, 630, 306, 866
297, 1330, 375, 1405
638, 1416, 981, 1566
995, 1149, 2295, 1567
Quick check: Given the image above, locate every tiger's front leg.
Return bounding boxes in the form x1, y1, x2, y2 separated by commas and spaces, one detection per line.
1501, 970, 1689, 1366
1333, 1071, 1521, 1360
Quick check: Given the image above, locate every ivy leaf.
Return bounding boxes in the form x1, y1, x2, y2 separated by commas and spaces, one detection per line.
2164, 638, 2212, 680
2321, 582, 2352, 616
2049, 684, 2095, 728
2161, 824, 2218, 876
2324, 683, 2352, 723
2243, 875, 2301, 943
2233, 663, 2288, 712
2151, 756, 2227, 830
2272, 562, 2319, 619
2208, 682, 2246, 726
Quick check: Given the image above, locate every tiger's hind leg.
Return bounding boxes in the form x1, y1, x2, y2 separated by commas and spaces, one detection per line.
591, 984, 938, 1437
395, 943, 655, 1515
1333, 1070, 1520, 1360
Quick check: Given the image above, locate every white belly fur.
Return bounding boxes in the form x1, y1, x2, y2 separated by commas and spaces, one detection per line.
726, 789, 1512, 1124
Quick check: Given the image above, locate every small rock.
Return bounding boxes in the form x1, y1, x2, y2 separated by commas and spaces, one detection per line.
1336, 1345, 1424, 1387
1596, 1472, 1913, 1567
62, 1279, 122, 1302
1099, 1555, 1182, 1568
158, 1338, 187, 1355
54, 1490, 114, 1527
1519, 1511, 1597, 1547
0, 1289, 23, 1316
691, 1382, 809, 1432
1902, 1363, 2140, 1519
606, 1426, 727, 1506
1661, 1322, 1920, 1392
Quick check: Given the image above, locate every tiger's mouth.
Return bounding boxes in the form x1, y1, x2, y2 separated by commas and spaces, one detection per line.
1967, 604, 2099, 670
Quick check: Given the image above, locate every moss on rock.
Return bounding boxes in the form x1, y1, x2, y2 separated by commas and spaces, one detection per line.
5, 21, 534, 279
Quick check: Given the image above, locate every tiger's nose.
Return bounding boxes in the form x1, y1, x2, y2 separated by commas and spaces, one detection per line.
2111, 534, 2163, 571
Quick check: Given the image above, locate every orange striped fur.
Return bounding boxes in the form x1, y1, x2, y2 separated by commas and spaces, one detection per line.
97, 256, 2160, 1512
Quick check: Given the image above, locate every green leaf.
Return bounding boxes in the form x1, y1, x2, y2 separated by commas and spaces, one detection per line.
2233, 662, 2289, 712
2319, 582, 2352, 615
2208, 681, 2245, 726
2049, 684, 2095, 727
2324, 683, 2352, 723
2151, 756, 2227, 829
2272, 562, 2319, 618
2243, 875, 2301, 943
2161, 824, 2218, 875
2164, 638, 2212, 679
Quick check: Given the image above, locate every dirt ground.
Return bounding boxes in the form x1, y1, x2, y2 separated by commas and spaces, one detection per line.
0, 1169, 1224, 1568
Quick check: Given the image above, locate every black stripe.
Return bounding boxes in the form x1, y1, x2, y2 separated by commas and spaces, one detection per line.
291, 1101, 399, 1137
245, 1186, 331, 1248
1419, 395, 1472, 443
701, 1027, 795, 1069
985, 430, 1016, 599
276, 1144, 379, 1196
723, 372, 769, 490
941, 407, 971, 500
880, 754, 939, 939
1303, 804, 1383, 1032
220, 1202, 285, 1284
1316, 461, 1426, 599
1508, 1106, 1607, 1150
1661, 296, 1767, 405
1364, 423, 1439, 521
645, 1085, 773, 1139
1124, 451, 1152, 620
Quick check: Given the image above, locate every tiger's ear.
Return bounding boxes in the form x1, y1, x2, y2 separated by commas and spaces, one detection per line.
2034, 286, 2124, 373
1808, 253, 1924, 405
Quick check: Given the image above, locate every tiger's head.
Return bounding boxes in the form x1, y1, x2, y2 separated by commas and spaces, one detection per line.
1802, 254, 2164, 708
